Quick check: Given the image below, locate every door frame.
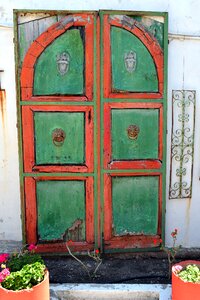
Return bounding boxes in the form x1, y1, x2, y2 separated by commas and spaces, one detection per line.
14, 9, 168, 253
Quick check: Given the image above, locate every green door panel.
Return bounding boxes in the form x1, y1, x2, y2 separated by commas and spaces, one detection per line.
111, 108, 159, 160
111, 26, 158, 92
37, 180, 85, 241
34, 112, 85, 165
112, 176, 159, 235
34, 28, 84, 95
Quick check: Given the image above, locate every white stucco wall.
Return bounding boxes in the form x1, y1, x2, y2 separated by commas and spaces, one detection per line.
0, 0, 200, 248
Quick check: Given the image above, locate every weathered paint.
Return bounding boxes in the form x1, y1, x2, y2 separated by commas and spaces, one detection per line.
22, 105, 94, 173
37, 180, 85, 241
104, 102, 163, 170
34, 111, 85, 165
25, 176, 94, 250
34, 29, 84, 95
103, 14, 164, 99
111, 108, 159, 160
16, 10, 167, 253
20, 14, 94, 101
104, 173, 162, 249
101, 11, 166, 250
111, 26, 158, 92
0, 2, 200, 251
18, 15, 58, 67
112, 176, 159, 235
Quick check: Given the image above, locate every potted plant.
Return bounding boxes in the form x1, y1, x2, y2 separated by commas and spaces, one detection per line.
0, 244, 49, 300
172, 260, 200, 300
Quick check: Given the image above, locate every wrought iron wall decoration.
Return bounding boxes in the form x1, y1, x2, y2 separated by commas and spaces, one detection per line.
169, 90, 196, 199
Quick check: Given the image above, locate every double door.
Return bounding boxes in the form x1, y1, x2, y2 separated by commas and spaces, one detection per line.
16, 10, 167, 252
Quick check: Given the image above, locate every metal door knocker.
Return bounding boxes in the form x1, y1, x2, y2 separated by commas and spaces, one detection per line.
52, 128, 66, 146
124, 51, 137, 73
56, 52, 70, 75
127, 125, 140, 140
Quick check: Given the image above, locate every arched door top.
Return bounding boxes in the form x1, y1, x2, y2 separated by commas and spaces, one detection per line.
20, 14, 94, 101
103, 14, 164, 98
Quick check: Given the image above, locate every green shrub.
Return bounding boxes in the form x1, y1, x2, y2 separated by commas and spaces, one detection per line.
1, 262, 46, 291
178, 264, 200, 283
7, 251, 44, 272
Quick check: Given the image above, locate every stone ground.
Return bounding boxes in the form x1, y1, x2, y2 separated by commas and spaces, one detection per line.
44, 249, 200, 284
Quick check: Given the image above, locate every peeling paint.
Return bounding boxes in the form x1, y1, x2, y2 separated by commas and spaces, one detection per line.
67, 219, 84, 242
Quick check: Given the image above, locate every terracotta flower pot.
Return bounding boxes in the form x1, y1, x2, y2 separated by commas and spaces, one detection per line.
0, 270, 49, 300
172, 260, 200, 300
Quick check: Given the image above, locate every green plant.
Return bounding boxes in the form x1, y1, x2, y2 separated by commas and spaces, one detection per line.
7, 250, 44, 272
177, 264, 200, 283
1, 262, 45, 291
0, 244, 46, 291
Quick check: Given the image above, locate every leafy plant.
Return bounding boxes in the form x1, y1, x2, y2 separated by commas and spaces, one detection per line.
1, 262, 45, 291
0, 244, 46, 291
7, 250, 44, 272
178, 264, 200, 283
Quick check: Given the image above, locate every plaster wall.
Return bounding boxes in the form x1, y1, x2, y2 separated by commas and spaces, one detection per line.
0, 0, 200, 248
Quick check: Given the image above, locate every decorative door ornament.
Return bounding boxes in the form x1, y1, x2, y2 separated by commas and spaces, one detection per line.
56, 52, 70, 75
124, 50, 137, 73
127, 124, 140, 140
169, 90, 196, 199
52, 128, 66, 146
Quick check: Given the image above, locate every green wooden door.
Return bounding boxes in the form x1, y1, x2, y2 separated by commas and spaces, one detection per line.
102, 13, 167, 251
16, 10, 167, 253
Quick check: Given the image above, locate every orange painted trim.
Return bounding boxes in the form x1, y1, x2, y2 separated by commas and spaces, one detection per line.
20, 67, 34, 88
22, 105, 94, 173
104, 172, 162, 249
103, 15, 164, 99
25, 176, 94, 252
86, 177, 94, 243
105, 235, 161, 249
104, 174, 112, 241
104, 102, 163, 170
107, 92, 163, 99
26, 96, 89, 102
103, 15, 111, 99
157, 174, 163, 235
96, 16, 101, 248
21, 14, 94, 101
22, 107, 35, 172
85, 15, 94, 101
108, 160, 162, 170
36, 242, 94, 253
159, 105, 163, 161
25, 177, 37, 245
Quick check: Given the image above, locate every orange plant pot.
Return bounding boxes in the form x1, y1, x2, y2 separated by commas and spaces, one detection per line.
0, 270, 49, 300
172, 260, 200, 300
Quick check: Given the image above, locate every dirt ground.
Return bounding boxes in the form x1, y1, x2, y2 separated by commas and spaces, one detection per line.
44, 249, 200, 284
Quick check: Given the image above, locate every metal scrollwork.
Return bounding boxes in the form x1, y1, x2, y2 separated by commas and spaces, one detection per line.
56, 52, 70, 75
124, 51, 137, 73
169, 90, 196, 199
